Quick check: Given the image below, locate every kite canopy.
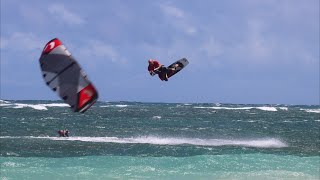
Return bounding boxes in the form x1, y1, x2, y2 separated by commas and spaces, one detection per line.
39, 38, 98, 113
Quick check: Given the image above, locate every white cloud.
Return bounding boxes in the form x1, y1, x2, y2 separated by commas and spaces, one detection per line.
48, 4, 85, 25
0, 37, 9, 49
0, 32, 44, 66
240, 17, 318, 66
139, 42, 168, 62
228, 0, 319, 66
243, 19, 272, 62
159, 3, 197, 35
185, 27, 197, 35
76, 40, 127, 65
89, 41, 119, 62
0, 32, 43, 51
160, 4, 185, 18
201, 37, 224, 59
19, 5, 48, 26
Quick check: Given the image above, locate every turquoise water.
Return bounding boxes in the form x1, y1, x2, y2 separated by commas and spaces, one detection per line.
1, 100, 319, 179
1, 154, 319, 180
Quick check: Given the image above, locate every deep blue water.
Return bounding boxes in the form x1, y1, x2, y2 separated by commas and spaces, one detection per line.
1, 100, 319, 179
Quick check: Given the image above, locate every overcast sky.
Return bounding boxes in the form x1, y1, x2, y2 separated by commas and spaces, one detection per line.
1, 0, 319, 105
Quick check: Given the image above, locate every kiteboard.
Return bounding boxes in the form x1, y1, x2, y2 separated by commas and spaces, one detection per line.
166, 58, 189, 78
39, 38, 98, 113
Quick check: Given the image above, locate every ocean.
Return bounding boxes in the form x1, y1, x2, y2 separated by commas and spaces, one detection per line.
0, 100, 319, 180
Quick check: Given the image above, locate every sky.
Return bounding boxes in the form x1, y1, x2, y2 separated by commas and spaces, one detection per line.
1, 0, 319, 105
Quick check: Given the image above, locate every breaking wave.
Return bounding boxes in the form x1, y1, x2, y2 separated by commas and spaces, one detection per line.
0, 101, 69, 110
194, 106, 279, 112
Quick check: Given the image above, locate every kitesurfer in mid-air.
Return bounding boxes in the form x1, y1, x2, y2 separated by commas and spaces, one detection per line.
148, 59, 177, 81
58, 129, 69, 137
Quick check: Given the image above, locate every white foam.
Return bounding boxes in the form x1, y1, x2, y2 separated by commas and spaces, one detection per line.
283, 120, 293, 123
100, 105, 128, 108
1, 136, 287, 148
39, 103, 69, 107
116, 105, 128, 107
5, 152, 19, 156
96, 126, 105, 129
0, 100, 12, 106
194, 106, 278, 111
194, 106, 253, 110
5, 103, 69, 110
279, 107, 288, 111
12, 103, 48, 110
256, 107, 278, 112
1, 162, 23, 167
43, 117, 59, 120
0, 100, 11, 103
152, 116, 162, 119
301, 109, 320, 113
58, 136, 288, 148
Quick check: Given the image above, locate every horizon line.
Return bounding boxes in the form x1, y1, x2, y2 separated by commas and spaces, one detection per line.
1, 99, 319, 106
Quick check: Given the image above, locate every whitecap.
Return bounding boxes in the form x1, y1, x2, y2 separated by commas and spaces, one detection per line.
43, 117, 59, 120
0, 100, 11, 103
12, 103, 48, 110
283, 120, 292, 123
194, 106, 278, 112
39, 103, 69, 107
5, 152, 20, 156
6, 102, 69, 110
116, 105, 128, 107
246, 120, 256, 123
194, 106, 253, 110
1, 162, 22, 167
96, 126, 105, 129
256, 107, 278, 111
100, 105, 128, 108
301, 109, 320, 113
279, 107, 288, 111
